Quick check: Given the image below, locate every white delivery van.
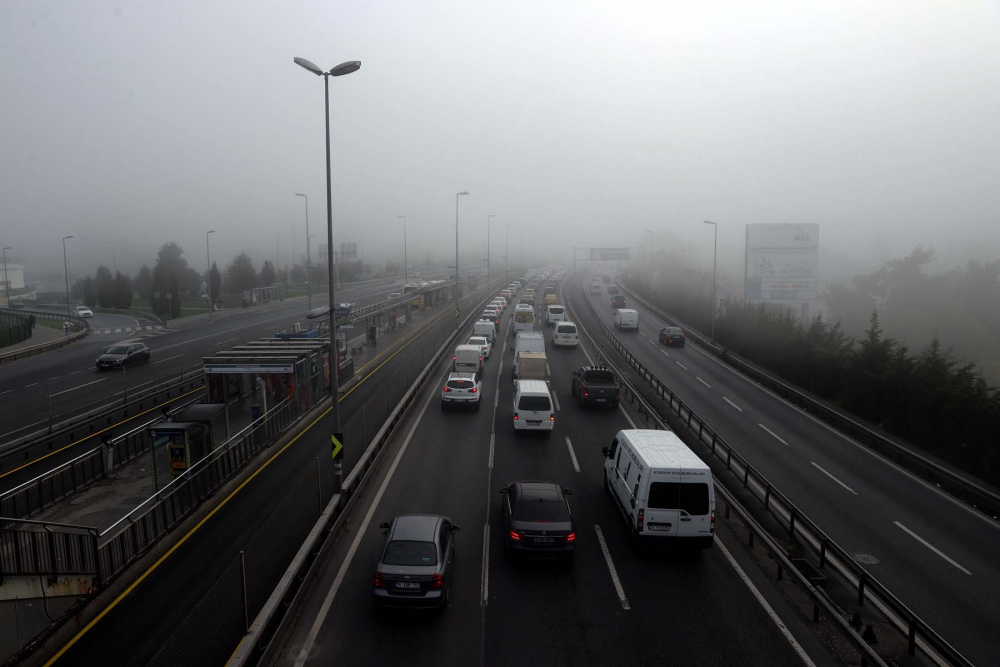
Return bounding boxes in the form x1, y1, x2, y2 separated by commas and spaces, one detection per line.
473, 320, 496, 343
512, 380, 554, 434
513, 304, 535, 332
512, 331, 545, 378
552, 321, 579, 348
453, 344, 483, 374
614, 308, 639, 331
602, 430, 715, 549
545, 304, 566, 325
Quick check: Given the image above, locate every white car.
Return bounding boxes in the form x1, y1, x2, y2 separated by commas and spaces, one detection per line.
468, 335, 492, 359
74, 305, 94, 318
441, 372, 482, 411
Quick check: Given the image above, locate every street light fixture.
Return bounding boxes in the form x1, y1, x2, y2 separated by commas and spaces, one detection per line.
62, 235, 74, 316
295, 193, 312, 310
293, 54, 361, 456
398, 215, 407, 285
703, 220, 718, 342
206, 230, 216, 311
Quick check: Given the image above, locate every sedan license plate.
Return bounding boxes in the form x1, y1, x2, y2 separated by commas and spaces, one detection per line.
534, 537, 555, 543
648, 524, 671, 532
395, 582, 420, 589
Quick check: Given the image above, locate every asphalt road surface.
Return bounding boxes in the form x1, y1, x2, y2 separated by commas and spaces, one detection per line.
265, 291, 827, 667
569, 274, 998, 665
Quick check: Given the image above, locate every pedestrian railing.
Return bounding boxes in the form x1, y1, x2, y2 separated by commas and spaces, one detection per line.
0, 448, 105, 522
0, 518, 100, 581
567, 288, 973, 667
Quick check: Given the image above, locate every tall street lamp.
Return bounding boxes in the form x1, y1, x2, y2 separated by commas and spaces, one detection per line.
294, 55, 361, 446
295, 193, 312, 310
455, 191, 468, 299
62, 235, 74, 316
486, 214, 495, 289
2, 246, 11, 307
703, 220, 718, 342
643, 229, 654, 299
398, 215, 407, 285
206, 230, 216, 310
108, 241, 117, 274
504, 223, 511, 282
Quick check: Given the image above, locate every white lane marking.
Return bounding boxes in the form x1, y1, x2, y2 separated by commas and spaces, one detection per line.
675, 361, 688, 370
50, 378, 107, 398
154, 310, 305, 352
723, 396, 743, 412
25, 383, 38, 388
68, 371, 79, 376
717, 538, 817, 666
494, 392, 499, 408
293, 375, 438, 666
894, 521, 971, 575
546, 363, 552, 376
696, 376, 711, 389
481, 526, 490, 607
594, 525, 630, 610
114, 328, 121, 333
759, 423, 789, 446
48, 376, 61, 381
552, 391, 561, 412
152, 354, 184, 365
649, 338, 656, 345
489, 433, 495, 469
0, 389, 12, 395
618, 404, 637, 429
660, 349, 670, 357
565, 436, 581, 473
639, 331, 646, 337
216, 337, 240, 347
810, 462, 858, 495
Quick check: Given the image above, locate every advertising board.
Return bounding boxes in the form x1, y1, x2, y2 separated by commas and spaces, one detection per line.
745, 223, 819, 319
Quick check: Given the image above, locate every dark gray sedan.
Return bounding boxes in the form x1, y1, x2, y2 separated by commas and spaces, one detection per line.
96, 343, 151, 371
501, 481, 575, 562
373, 514, 460, 610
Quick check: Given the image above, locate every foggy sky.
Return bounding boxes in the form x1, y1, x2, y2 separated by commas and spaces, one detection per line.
3, 0, 999, 286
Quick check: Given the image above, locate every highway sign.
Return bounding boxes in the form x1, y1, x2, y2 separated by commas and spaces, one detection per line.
589, 248, 630, 260
331, 432, 343, 460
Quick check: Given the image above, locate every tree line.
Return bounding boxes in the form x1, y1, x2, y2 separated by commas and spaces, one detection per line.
629, 247, 1000, 486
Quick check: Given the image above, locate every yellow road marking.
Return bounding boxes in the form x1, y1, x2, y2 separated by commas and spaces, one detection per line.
0, 387, 204, 481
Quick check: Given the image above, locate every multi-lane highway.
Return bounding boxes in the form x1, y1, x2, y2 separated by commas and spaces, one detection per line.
568, 274, 998, 665
262, 284, 828, 667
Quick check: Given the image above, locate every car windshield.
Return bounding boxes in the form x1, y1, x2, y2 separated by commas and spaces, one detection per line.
648, 482, 710, 515
517, 395, 551, 411
447, 379, 474, 389
584, 370, 615, 384
106, 346, 130, 354
382, 540, 437, 566
515, 499, 569, 522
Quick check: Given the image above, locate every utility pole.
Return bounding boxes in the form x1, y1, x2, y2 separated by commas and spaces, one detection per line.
62, 235, 74, 316
398, 215, 407, 285
295, 193, 312, 310
455, 191, 469, 299
487, 214, 495, 289
704, 220, 718, 342
2, 247, 10, 307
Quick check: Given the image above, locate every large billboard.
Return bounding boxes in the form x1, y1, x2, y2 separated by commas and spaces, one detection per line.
589, 247, 630, 260
745, 224, 819, 319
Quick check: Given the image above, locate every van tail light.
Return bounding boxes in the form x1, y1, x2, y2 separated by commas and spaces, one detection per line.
479, 356, 483, 363
710, 510, 715, 533
565, 532, 576, 542
637, 509, 645, 534
513, 413, 518, 421
469, 387, 477, 393
509, 530, 521, 541
550, 414, 555, 421
374, 571, 386, 588
431, 573, 445, 588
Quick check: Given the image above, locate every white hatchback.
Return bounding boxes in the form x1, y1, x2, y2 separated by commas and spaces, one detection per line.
468, 335, 492, 359
441, 372, 482, 411
74, 305, 94, 318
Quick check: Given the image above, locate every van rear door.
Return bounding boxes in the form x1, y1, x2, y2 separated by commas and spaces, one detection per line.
642, 472, 681, 536
675, 476, 713, 539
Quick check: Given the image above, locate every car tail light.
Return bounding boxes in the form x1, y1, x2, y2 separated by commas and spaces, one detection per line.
469, 387, 477, 393
374, 571, 386, 588
479, 356, 483, 363
431, 573, 445, 588
550, 414, 555, 422
453, 356, 456, 361
637, 509, 645, 534
513, 413, 518, 420
509, 530, 521, 541
443, 386, 451, 392
615, 389, 621, 398
565, 532, 576, 542
584, 390, 589, 397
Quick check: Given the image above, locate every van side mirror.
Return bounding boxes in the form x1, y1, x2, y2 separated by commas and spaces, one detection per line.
509, 346, 514, 353
563, 489, 572, 495
602, 447, 610, 457
379, 522, 390, 530
452, 525, 462, 532
499, 488, 507, 494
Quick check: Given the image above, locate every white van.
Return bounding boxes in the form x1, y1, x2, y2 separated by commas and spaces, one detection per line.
545, 304, 566, 325
512, 331, 546, 378
602, 430, 714, 548
552, 321, 579, 348
473, 320, 496, 343
614, 308, 639, 332
453, 344, 483, 374
512, 380, 554, 434
513, 304, 535, 332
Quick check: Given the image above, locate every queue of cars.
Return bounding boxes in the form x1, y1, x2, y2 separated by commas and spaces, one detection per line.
378, 268, 715, 611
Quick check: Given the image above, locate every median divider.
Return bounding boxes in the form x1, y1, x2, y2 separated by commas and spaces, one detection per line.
227, 278, 512, 666
617, 282, 1000, 522
566, 284, 971, 667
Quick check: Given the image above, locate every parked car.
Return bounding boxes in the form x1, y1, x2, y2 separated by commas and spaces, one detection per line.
571, 365, 620, 408
659, 326, 686, 347
441, 372, 482, 410
374, 514, 460, 609
96, 343, 151, 371
500, 481, 575, 562
75, 305, 94, 318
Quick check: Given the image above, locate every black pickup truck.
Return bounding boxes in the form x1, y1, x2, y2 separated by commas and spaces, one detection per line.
570, 366, 620, 409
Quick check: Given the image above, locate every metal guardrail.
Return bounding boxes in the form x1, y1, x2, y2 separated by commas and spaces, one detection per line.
0, 307, 91, 364
91, 307, 164, 325
618, 283, 1000, 522
97, 396, 299, 582
229, 278, 512, 666
570, 287, 973, 667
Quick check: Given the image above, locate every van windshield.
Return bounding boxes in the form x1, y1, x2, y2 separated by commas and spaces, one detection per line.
518, 395, 551, 411
549, 307, 564, 314
556, 324, 576, 334
647, 482, 710, 515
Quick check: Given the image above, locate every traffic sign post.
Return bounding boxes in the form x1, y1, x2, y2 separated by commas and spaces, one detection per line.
331, 431, 344, 494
